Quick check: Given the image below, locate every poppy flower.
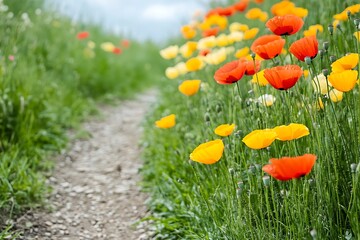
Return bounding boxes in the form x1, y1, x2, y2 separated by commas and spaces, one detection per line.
329, 89, 343, 103
197, 36, 217, 50
229, 22, 249, 32
165, 67, 179, 79
258, 94, 276, 107
243, 28, 260, 40
262, 154, 317, 181
101, 42, 115, 52
246, 8, 268, 22
174, 62, 188, 75
289, 36, 318, 62
206, 7, 236, 17
178, 80, 201, 96
181, 25, 197, 39
251, 35, 285, 59
331, 53, 359, 73
214, 124, 236, 137
242, 129, 277, 149
204, 48, 227, 65
266, 14, 304, 36
214, 60, 247, 84
251, 69, 269, 86
235, 47, 250, 58
202, 27, 220, 37
155, 114, 176, 129
264, 65, 302, 90
216, 34, 231, 47
121, 39, 130, 48
185, 57, 204, 72
8, 55, 14, 61
354, 31, 360, 41
312, 73, 331, 94
77, 31, 89, 40
328, 70, 358, 92
199, 49, 211, 57
228, 31, 244, 42
232, 0, 249, 12
190, 139, 224, 164
273, 123, 310, 141
239, 58, 261, 75
112, 47, 122, 55
303, 24, 323, 37
160, 45, 179, 60
271, 1, 295, 16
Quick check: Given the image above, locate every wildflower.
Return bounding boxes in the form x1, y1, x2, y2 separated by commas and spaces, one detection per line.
312, 73, 331, 94
329, 89, 343, 102
214, 60, 247, 84
289, 36, 318, 62
251, 35, 285, 59
251, 69, 269, 86
174, 62, 188, 75
333, 4, 360, 21
271, 1, 295, 16
258, 94, 276, 106
229, 22, 249, 32
121, 39, 130, 48
246, 8, 268, 22
204, 48, 227, 65
112, 47, 122, 55
243, 28, 259, 40
181, 25, 197, 39
186, 57, 204, 71
232, 0, 250, 12
303, 69, 310, 78
304, 24, 324, 37
262, 154, 317, 181
190, 139, 224, 164
214, 124, 236, 137
328, 70, 358, 92
235, 47, 250, 58
197, 36, 216, 50
202, 27, 220, 37
8, 55, 14, 61
160, 45, 179, 60
155, 114, 176, 129
266, 14, 304, 36
264, 65, 303, 90
101, 42, 115, 52
240, 58, 261, 75
354, 31, 360, 41
165, 67, 179, 79
178, 80, 202, 96
216, 34, 231, 47
77, 31, 89, 40
331, 53, 359, 73
242, 129, 277, 149
273, 123, 309, 141
228, 31, 244, 42
87, 41, 96, 49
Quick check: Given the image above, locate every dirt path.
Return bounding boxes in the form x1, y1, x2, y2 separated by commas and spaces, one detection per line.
16, 91, 156, 240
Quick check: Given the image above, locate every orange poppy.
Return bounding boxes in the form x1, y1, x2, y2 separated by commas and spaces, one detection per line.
206, 7, 236, 18
112, 47, 122, 55
121, 39, 130, 48
199, 49, 211, 56
233, 0, 250, 12
239, 58, 261, 75
250, 35, 285, 59
289, 36, 318, 62
202, 27, 220, 37
266, 14, 304, 36
262, 154, 317, 181
77, 31, 89, 40
264, 65, 303, 90
214, 60, 247, 84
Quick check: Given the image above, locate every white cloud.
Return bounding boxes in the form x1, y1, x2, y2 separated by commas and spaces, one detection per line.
142, 4, 179, 21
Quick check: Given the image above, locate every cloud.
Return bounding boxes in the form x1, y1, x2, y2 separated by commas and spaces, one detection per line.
142, 4, 179, 21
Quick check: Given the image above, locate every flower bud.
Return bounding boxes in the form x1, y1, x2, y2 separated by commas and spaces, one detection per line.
228, 168, 235, 175
322, 68, 329, 77
310, 229, 317, 239
347, 10, 351, 18
329, 55, 337, 63
351, 163, 358, 173
204, 112, 211, 122
318, 49, 325, 58
250, 52, 256, 59
262, 176, 270, 186
354, 18, 360, 26
323, 41, 329, 51
328, 24, 334, 35
304, 57, 312, 65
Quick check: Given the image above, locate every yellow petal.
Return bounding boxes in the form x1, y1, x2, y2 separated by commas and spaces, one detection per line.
242, 129, 277, 150
331, 53, 359, 73
312, 73, 331, 94
214, 124, 235, 137
243, 28, 259, 40
186, 57, 204, 71
328, 70, 358, 92
329, 89, 344, 103
165, 67, 179, 79
178, 80, 202, 96
252, 70, 269, 86
273, 123, 310, 141
160, 45, 179, 60
155, 114, 176, 129
235, 47, 250, 59
190, 139, 224, 164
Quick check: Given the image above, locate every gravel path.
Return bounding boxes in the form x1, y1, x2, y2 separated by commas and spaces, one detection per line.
16, 91, 156, 240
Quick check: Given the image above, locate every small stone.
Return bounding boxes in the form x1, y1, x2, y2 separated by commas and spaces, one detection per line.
45, 221, 53, 226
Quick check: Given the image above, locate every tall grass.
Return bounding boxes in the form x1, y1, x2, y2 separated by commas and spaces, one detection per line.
0, 0, 166, 230
142, 0, 360, 239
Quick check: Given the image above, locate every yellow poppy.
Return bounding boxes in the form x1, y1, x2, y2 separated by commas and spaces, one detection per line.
100, 42, 115, 52
216, 34, 231, 47
155, 114, 176, 129
190, 139, 224, 164
271, 1, 295, 16
229, 22, 249, 32
204, 48, 227, 65
273, 123, 310, 141
181, 25, 197, 39
235, 47, 250, 59
251, 70, 269, 86
331, 53, 359, 73
329, 89, 343, 103
178, 80, 201, 96
303, 69, 310, 78
258, 94, 276, 107
334, 4, 360, 21
197, 36, 217, 50
312, 73, 331, 94
354, 31, 360, 41
291, 7, 308, 18
214, 124, 235, 137
228, 31, 244, 42
243, 28, 259, 40
186, 57, 204, 71
328, 70, 358, 92
165, 67, 179, 80
242, 129, 277, 150
160, 45, 179, 60
174, 62, 188, 75
304, 24, 324, 37
246, 8, 268, 21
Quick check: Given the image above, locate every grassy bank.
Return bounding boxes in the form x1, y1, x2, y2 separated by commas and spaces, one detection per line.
0, 0, 165, 233
142, 0, 360, 239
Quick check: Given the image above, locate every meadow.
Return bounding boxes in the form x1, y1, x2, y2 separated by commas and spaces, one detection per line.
0, 0, 165, 237
142, 0, 360, 239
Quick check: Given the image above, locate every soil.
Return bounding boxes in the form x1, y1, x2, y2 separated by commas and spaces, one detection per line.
14, 91, 157, 240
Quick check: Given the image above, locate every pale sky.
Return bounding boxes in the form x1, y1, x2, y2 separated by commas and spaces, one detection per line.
47, 0, 208, 42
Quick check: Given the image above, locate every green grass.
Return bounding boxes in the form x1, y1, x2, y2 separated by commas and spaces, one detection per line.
142, 0, 360, 239
0, 0, 166, 234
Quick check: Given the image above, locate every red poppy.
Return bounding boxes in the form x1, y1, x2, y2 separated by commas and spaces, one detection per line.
206, 7, 236, 18
239, 58, 261, 75
264, 65, 303, 90
254, 0, 265, 3
199, 49, 211, 56
77, 31, 89, 40
262, 154, 317, 181
266, 14, 304, 36
202, 27, 220, 37
289, 36, 318, 62
112, 47, 122, 55
250, 35, 285, 59
214, 60, 247, 84
121, 39, 130, 48
232, 0, 250, 12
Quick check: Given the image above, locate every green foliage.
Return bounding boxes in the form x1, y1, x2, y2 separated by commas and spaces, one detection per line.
142, 0, 360, 239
